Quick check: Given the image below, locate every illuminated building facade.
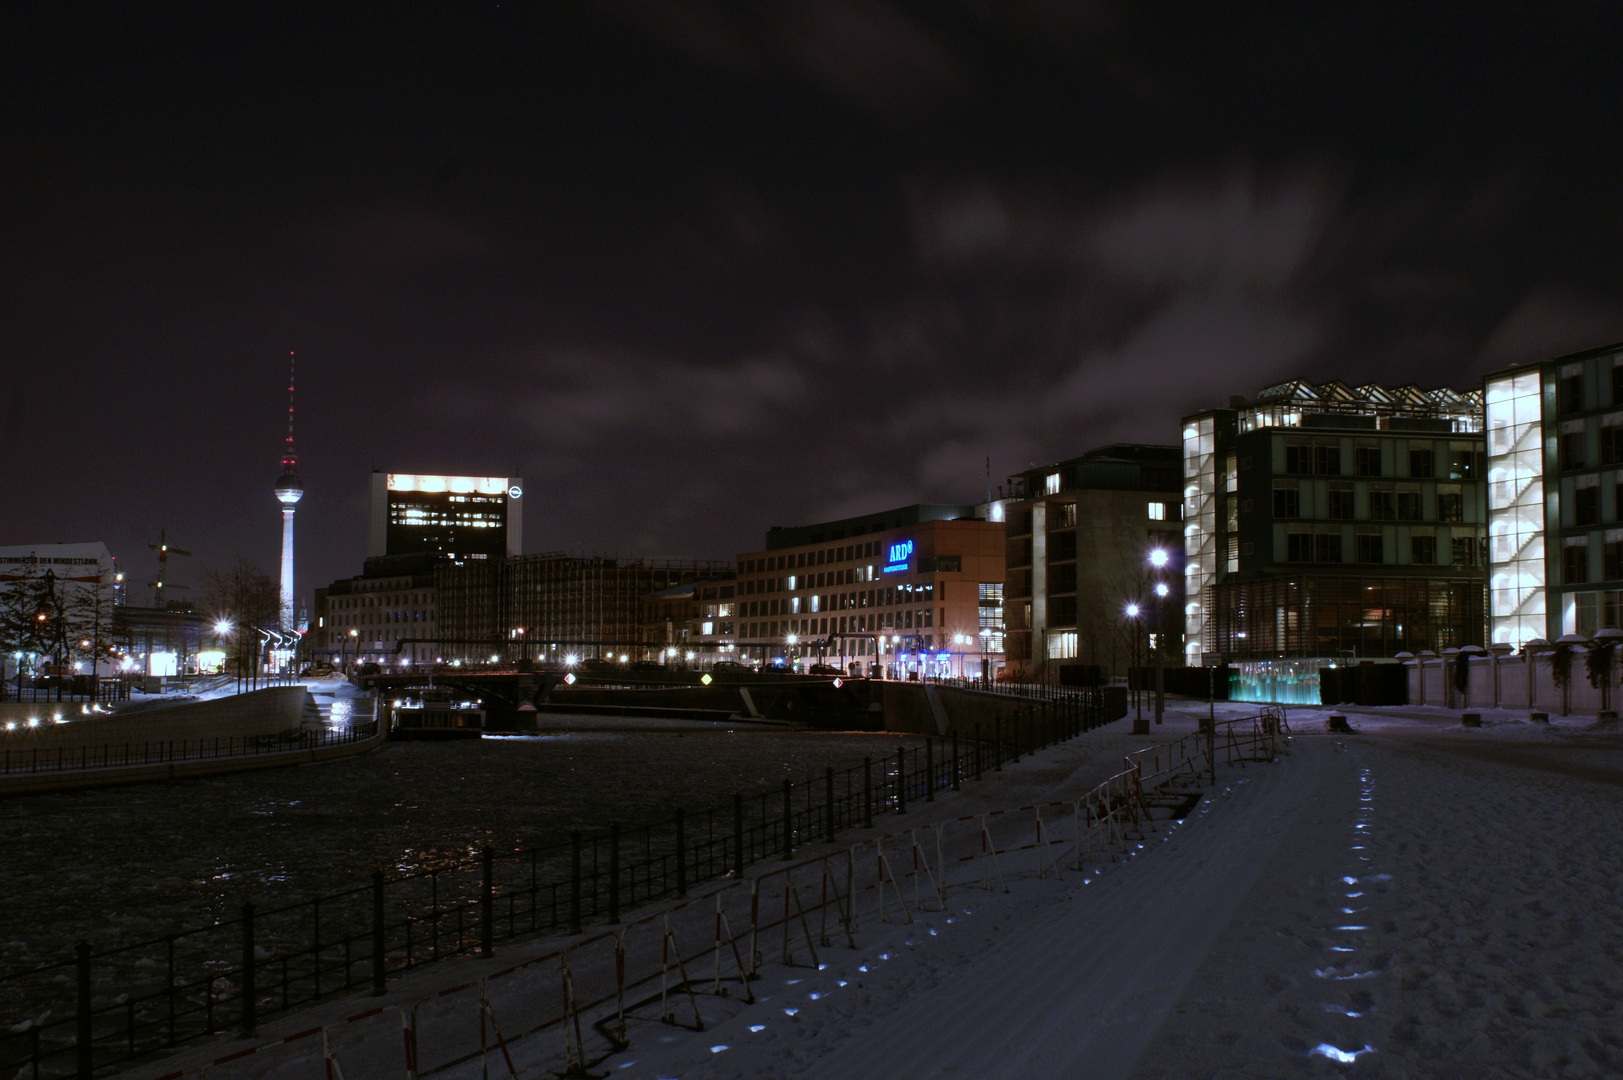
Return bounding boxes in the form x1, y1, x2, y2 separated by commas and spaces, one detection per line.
1485, 341, 1623, 643
1001, 445, 1184, 683
368, 472, 523, 563
1183, 381, 1487, 679
734, 504, 1005, 679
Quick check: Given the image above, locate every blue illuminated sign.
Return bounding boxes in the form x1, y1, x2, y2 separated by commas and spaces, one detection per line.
883, 538, 913, 574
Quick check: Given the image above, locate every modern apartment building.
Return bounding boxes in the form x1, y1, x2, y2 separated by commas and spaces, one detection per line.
1485, 340, 1623, 643
734, 504, 1005, 679
1183, 381, 1487, 680
1001, 445, 1184, 682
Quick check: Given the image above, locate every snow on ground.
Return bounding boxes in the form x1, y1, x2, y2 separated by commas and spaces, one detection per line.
115, 700, 1623, 1079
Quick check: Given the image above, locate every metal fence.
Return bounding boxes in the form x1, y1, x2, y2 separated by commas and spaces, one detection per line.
0, 689, 1113, 1079
0, 722, 380, 779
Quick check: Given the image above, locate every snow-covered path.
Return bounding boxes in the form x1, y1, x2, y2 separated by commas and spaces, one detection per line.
603, 734, 1318, 1080
612, 726, 1623, 1080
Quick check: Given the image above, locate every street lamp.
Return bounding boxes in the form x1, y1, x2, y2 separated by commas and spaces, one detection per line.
1148, 549, 1169, 726
786, 633, 798, 672
347, 628, 358, 674
1125, 602, 1146, 733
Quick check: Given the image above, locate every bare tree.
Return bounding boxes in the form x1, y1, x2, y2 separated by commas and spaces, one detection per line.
200, 559, 282, 691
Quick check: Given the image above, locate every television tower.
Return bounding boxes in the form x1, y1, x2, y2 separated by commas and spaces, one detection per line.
273, 351, 303, 632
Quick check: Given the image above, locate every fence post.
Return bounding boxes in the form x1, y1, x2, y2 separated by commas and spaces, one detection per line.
782, 779, 794, 859
825, 767, 836, 843
76, 941, 91, 1080
733, 795, 744, 877
370, 872, 386, 995
925, 739, 934, 801
994, 718, 1002, 771
241, 902, 257, 1032
952, 731, 960, 790
480, 847, 494, 957
674, 812, 687, 898
610, 824, 622, 921
896, 747, 907, 814
570, 831, 583, 935
863, 757, 873, 828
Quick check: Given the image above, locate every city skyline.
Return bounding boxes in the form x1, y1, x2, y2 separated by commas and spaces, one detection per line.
6, 5, 1623, 604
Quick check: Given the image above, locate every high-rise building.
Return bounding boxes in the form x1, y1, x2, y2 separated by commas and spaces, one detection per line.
1001, 445, 1184, 682
367, 472, 523, 563
273, 354, 302, 631
1484, 340, 1623, 643
1182, 380, 1487, 697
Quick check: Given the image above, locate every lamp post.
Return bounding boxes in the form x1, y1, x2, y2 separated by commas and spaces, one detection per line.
214, 619, 235, 693
785, 633, 798, 672
1125, 602, 1146, 734
979, 627, 991, 687
346, 628, 358, 675
1149, 549, 1169, 725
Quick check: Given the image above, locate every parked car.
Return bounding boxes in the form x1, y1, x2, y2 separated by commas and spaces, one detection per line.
301, 664, 336, 678
808, 663, 842, 676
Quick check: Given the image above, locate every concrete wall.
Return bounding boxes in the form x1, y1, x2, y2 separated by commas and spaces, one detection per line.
1406, 653, 1620, 715
882, 683, 1048, 736
0, 725, 382, 796
0, 686, 309, 751
544, 681, 885, 727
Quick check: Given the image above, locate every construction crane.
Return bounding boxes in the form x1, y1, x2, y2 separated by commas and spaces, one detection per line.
147, 528, 193, 608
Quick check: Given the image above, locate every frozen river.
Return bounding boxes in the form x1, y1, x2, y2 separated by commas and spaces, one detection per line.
0, 726, 922, 978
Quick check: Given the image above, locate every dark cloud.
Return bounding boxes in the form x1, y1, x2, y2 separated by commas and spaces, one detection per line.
6, 2, 1623, 605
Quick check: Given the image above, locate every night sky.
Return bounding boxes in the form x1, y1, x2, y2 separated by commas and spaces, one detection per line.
6, 3, 1623, 612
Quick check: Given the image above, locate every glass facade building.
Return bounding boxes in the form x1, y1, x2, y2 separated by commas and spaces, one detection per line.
1182, 380, 1487, 671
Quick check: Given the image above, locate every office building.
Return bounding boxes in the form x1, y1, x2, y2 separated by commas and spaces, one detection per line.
1485, 340, 1623, 643
1183, 380, 1487, 695
368, 472, 523, 562
1001, 445, 1184, 682
311, 553, 439, 668
434, 554, 733, 666
639, 574, 740, 666
734, 504, 1005, 679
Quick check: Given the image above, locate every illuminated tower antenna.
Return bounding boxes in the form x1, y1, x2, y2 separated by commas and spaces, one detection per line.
274, 351, 303, 632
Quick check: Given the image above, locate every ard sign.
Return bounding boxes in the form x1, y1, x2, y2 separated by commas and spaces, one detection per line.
883, 538, 913, 574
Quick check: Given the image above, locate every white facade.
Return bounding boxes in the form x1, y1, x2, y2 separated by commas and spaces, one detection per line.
1485, 370, 1547, 647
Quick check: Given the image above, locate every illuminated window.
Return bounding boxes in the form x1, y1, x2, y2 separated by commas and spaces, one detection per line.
1147, 502, 1165, 521
1044, 473, 1060, 495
